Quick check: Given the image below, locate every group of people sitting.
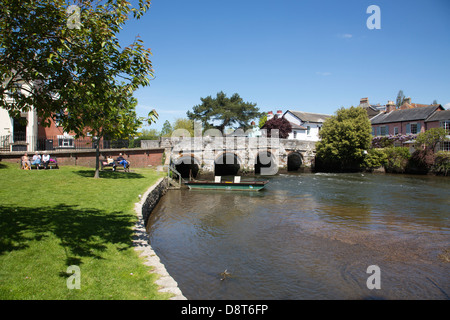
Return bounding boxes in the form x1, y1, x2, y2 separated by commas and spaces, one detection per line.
21, 151, 54, 170
105, 153, 129, 171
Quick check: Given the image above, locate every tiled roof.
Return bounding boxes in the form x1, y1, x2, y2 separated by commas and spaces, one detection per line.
371, 105, 442, 124
285, 110, 332, 123
425, 109, 450, 122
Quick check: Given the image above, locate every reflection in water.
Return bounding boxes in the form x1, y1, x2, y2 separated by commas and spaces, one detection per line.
147, 173, 450, 299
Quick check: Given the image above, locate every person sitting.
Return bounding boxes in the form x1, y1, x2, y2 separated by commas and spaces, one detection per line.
42, 151, 50, 169
106, 156, 114, 165
21, 153, 31, 170
31, 151, 41, 168
115, 153, 128, 171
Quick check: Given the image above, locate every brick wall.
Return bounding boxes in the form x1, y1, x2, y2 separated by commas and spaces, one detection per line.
0, 148, 165, 168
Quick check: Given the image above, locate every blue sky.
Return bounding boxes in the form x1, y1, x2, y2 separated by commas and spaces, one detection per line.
118, 0, 450, 131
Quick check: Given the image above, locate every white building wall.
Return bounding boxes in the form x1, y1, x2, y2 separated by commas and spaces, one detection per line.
0, 108, 13, 137
288, 124, 321, 141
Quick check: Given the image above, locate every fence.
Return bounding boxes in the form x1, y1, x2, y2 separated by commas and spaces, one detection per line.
0, 134, 142, 152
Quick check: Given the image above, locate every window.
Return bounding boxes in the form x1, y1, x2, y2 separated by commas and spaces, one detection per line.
441, 141, 450, 152
58, 135, 74, 148
380, 126, 388, 136
54, 111, 64, 127
306, 126, 311, 136
406, 123, 421, 135
394, 127, 399, 135
293, 131, 297, 139
441, 121, 450, 134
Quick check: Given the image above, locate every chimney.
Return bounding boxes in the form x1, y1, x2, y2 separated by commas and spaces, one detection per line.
360, 97, 369, 107
386, 100, 396, 113
276, 110, 283, 118
267, 111, 274, 120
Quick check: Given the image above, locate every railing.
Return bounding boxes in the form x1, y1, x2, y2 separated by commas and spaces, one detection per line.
167, 164, 184, 189
0, 134, 142, 152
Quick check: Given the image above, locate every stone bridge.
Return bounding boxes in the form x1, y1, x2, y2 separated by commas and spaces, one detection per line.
142, 137, 316, 178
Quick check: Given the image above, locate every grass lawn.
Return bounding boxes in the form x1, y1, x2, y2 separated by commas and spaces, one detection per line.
0, 162, 171, 300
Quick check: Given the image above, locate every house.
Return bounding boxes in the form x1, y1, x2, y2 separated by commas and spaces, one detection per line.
370, 98, 449, 151
1, 80, 84, 152
1, 81, 41, 151
359, 97, 387, 119
282, 110, 332, 141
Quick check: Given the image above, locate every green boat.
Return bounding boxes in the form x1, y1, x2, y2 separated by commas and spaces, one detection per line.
185, 180, 268, 191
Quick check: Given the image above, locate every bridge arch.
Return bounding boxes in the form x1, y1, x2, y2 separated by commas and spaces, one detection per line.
214, 152, 241, 176
287, 151, 303, 171
173, 154, 201, 179
255, 150, 277, 175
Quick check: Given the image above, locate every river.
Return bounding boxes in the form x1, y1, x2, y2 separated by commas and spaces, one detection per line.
146, 172, 449, 300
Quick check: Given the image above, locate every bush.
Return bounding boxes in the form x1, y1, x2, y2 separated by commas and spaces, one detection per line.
364, 148, 387, 171
383, 147, 411, 173
407, 149, 435, 174
433, 151, 450, 176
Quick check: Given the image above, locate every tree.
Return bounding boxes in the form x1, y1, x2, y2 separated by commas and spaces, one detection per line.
1, 0, 158, 178
258, 113, 267, 128
396, 90, 406, 108
315, 106, 372, 172
414, 127, 448, 152
160, 120, 173, 137
187, 91, 261, 132
261, 117, 292, 139
172, 118, 195, 137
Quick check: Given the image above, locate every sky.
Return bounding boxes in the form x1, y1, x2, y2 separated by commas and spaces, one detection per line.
117, 0, 450, 131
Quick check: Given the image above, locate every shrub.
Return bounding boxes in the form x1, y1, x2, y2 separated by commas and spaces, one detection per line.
383, 147, 411, 173
433, 151, 450, 176
364, 148, 387, 171
407, 149, 435, 174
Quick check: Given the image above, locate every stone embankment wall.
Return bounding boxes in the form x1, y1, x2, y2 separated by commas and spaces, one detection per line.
133, 177, 186, 300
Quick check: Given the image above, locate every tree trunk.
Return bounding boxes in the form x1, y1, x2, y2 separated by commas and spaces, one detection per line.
94, 137, 100, 179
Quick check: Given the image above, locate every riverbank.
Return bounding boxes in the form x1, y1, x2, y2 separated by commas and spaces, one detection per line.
133, 177, 186, 300
0, 163, 174, 299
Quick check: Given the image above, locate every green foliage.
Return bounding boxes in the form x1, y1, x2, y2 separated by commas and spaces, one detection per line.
383, 147, 411, 173
172, 118, 195, 137
433, 151, 450, 176
315, 106, 372, 172
363, 148, 387, 170
187, 91, 261, 132
160, 120, 173, 137
1, 0, 157, 177
414, 127, 448, 152
258, 113, 267, 128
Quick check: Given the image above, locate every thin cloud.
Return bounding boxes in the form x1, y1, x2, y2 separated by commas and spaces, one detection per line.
444, 102, 450, 109
338, 33, 353, 39
316, 72, 332, 76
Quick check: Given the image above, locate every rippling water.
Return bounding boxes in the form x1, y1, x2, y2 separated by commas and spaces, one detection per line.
146, 173, 450, 300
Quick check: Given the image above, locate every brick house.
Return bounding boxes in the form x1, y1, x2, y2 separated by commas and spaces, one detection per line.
370, 98, 449, 151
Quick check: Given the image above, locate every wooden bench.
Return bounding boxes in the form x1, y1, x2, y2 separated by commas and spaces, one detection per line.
23, 159, 59, 170
100, 159, 130, 172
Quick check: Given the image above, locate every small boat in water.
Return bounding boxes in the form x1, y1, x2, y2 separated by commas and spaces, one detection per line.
185, 176, 268, 191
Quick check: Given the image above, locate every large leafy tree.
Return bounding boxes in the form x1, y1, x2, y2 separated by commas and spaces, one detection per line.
261, 117, 292, 139
0, 0, 158, 178
315, 106, 372, 172
187, 91, 261, 132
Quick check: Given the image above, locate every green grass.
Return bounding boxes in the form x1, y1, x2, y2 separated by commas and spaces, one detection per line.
0, 162, 171, 300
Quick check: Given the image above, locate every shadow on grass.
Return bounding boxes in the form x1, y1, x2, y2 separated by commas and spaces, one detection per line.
0, 204, 135, 267
74, 170, 145, 179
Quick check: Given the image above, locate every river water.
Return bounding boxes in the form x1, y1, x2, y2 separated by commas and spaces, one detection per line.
146, 173, 450, 300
